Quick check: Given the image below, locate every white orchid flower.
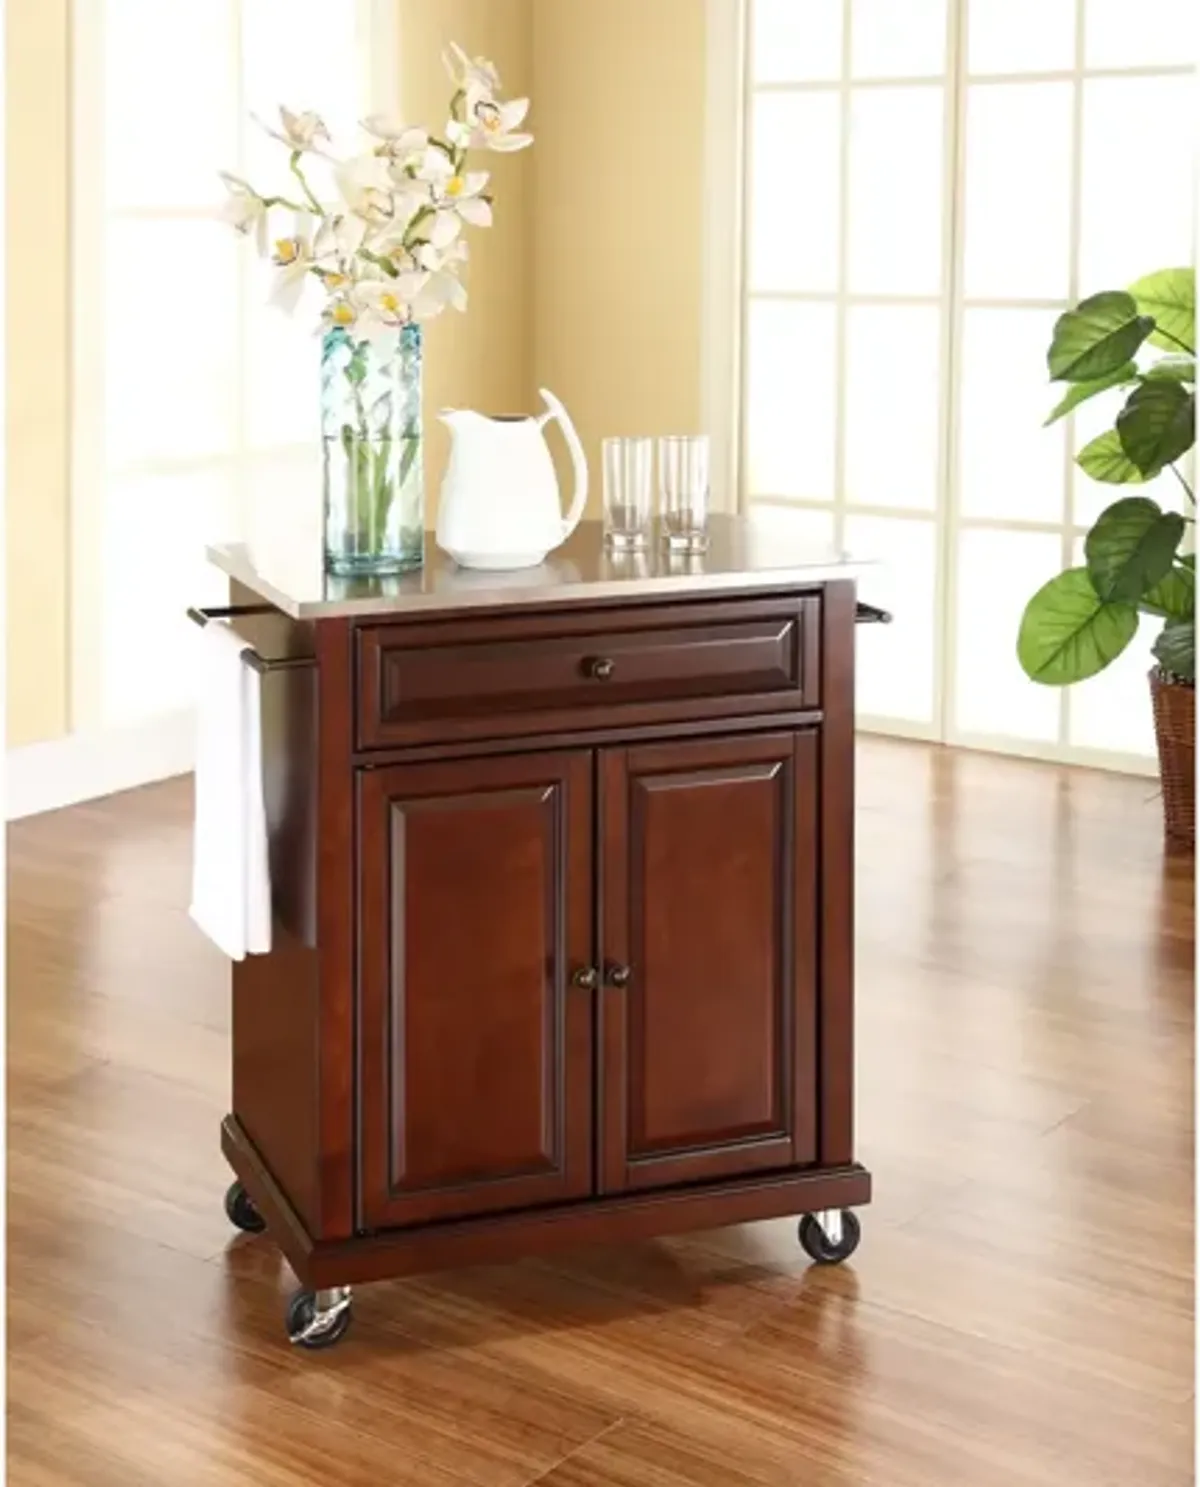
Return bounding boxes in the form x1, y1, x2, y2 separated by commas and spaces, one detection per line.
359, 276, 423, 326
362, 115, 429, 163
412, 152, 490, 240
412, 239, 469, 320
218, 172, 269, 255
313, 211, 370, 263
268, 217, 317, 314
256, 105, 331, 154
322, 294, 363, 337
415, 145, 455, 184
439, 170, 492, 228
334, 152, 395, 229
443, 41, 501, 99
447, 96, 533, 154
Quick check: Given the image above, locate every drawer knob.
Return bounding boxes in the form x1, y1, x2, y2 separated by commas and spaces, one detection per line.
571, 966, 599, 990
606, 964, 632, 988
584, 656, 616, 681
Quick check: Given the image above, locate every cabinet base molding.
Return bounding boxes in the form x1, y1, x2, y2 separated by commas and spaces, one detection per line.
221, 1115, 872, 1291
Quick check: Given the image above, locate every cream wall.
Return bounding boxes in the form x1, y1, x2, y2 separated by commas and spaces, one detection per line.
398, 0, 535, 526
531, 0, 709, 513
6, 0, 71, 747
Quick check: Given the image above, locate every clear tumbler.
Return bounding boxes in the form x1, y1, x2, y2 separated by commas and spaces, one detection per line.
658, 436, 711, 553
602, 437, 653, 551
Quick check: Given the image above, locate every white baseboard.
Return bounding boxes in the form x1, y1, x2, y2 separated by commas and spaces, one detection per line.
6, 710, 195, 821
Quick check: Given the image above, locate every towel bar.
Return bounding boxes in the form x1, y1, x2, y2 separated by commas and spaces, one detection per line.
187, 606, 316, 675
855, 602, 893, 625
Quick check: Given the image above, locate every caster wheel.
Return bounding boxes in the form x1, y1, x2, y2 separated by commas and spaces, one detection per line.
799, 1209, 861, 1265
286, 1289, 353, 1350
224, 1181, 266, 1235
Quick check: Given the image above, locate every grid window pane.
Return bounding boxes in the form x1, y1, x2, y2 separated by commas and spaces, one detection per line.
1080, 75, 1196, 293
743, 0, 1190, 769
968, 0, 1077, 74
960, 309, 1065, 522
104, 220, 239, 467
964, 82, 1073, 300
1070, 394, 1189, 528
955, 530, 1063, 742
1085, 0, 1196, 68
245, 256, 322, 448
846, 515, 937, 724
749, 93, 841, 293
745, 301, 838, 501
847, 86, 944, 296
104, 0, 237, 210
845, 306, 941, 511
746, 504, 837, 552
852, 0, 947, 78
1067, 540, 1157, 755
103, 471, 238, 724
243, 0, 363, 182
752, 0, 844, 83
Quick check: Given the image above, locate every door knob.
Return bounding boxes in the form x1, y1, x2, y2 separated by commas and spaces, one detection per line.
605, 964, 631, 988
571, 966, 599, 990
584, 656, 615, 681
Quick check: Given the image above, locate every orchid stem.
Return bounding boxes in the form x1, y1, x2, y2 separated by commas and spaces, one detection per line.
288, 152, 324, 214
361, 248, 400, 278
263, 193, 307, 214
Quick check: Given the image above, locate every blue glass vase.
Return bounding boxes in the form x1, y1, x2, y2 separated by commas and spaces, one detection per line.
321, 324, 424, 576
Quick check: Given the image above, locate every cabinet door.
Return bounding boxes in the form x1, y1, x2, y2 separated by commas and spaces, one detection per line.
358, 751, 594, 1229
599, 732, 818, 1193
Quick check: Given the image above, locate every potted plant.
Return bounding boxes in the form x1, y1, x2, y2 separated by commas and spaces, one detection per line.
1018, 267, 1195, 847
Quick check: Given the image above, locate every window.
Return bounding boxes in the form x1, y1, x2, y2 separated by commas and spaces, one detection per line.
72, 1, 393, 731
741, 0, 1195, 768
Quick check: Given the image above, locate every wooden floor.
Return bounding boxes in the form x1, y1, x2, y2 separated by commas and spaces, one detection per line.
7, 738, 1194, 1486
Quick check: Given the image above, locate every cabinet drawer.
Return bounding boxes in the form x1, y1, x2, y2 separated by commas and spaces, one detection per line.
357, 597, 821, 749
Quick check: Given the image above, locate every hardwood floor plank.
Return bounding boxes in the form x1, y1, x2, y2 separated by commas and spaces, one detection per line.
7, 740, 1193, 1486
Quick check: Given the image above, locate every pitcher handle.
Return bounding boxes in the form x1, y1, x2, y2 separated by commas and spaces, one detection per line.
537, 388, 589, 541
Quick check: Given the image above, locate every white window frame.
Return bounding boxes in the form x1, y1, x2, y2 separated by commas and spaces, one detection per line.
70, 0, 398, 734
719, 0, 1192, 775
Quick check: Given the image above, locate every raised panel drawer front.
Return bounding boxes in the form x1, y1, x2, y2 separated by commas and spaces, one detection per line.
599, 731, 819, 1193
357, 751, 594, 1229
357, 596, 821, 749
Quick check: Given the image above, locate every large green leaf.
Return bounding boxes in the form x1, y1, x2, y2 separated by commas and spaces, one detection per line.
1018, 568, 1139, 685
1143, 354, 1195, 384
1044, 362, 1138, 426
1048, 291, 1156, 382
1116, 380, 1196, 478
1076, 429, 1148, 485
1085, 496, 1185, 602
1141, 563, 1196, 620
1153, 615, 1196, 682
1128, 267, 1196, 354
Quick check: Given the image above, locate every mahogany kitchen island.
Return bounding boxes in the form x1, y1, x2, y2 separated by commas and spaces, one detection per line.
200, 517, 875, 1348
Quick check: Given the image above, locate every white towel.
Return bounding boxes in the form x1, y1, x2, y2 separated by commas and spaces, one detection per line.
189, 622, 272, 960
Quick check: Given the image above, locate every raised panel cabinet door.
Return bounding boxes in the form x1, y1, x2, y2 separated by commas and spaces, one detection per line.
358, 750, 594, 1229
599, 731, 818, 1193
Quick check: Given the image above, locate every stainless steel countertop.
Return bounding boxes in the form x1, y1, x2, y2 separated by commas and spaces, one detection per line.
207, 516, 869, 621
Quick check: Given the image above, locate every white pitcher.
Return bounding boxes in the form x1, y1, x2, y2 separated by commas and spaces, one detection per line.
436, 389, 589, 571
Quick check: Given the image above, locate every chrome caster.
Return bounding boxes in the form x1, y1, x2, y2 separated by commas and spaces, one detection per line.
286, 1287, 353, 1349
224, 1180, 266, 1234
799, 1208, 861, 1265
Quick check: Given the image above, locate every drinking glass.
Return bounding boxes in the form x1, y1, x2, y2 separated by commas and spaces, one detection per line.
658, 436, 711, 553
602, 438, 653, 550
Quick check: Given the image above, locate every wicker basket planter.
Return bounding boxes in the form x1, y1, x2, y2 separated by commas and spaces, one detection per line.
1150, 668, 1195, 850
